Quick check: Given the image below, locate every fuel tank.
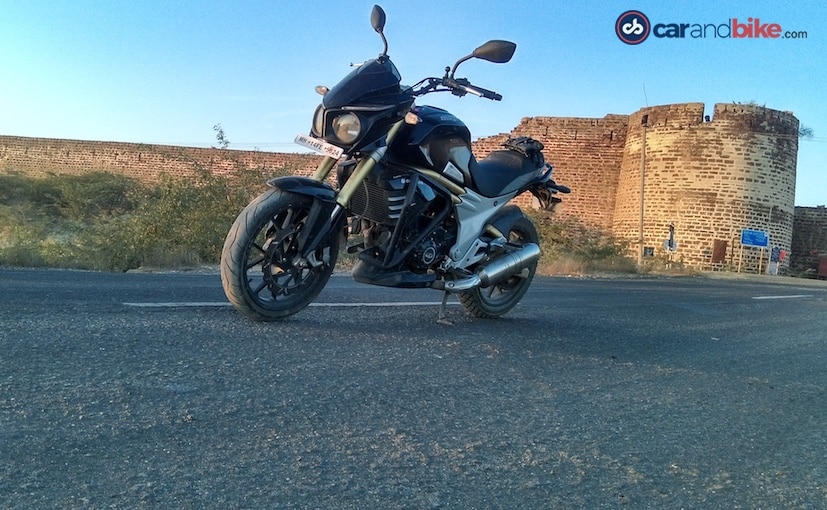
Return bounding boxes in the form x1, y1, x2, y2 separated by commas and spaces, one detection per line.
389, 105, 474, 186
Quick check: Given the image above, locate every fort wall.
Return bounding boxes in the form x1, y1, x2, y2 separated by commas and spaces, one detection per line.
475, 102, 801, 272
1, 101, 819, 273
0, 136, 319, 182
478, 115, 630, 232
792, 206, 827, 275
613, 103, 798, 271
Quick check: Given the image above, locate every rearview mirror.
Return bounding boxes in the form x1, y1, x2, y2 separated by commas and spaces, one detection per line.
370, 5, 389, 56
449, 39, 517, 77
473, 40, 517, 64
371, 5, 386, 33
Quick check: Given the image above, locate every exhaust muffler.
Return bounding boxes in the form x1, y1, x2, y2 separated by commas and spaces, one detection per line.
440, 243, 541, 292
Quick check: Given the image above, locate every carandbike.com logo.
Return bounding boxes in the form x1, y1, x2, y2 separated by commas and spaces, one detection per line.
616, 10, 650, 45
615, 10, 808, 45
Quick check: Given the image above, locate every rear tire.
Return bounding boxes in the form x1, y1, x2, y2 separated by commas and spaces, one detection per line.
458, 214, 539, 318
221, 189, 339, 321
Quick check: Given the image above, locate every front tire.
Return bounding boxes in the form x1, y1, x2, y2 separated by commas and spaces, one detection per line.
458, 214, 539, 318
221, 189, 339, 321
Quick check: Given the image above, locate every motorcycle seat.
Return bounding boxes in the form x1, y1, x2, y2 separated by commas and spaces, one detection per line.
469, 150, 542, 197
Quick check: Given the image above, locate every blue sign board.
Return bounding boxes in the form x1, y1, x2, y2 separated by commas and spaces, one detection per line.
741, 229, 769, 248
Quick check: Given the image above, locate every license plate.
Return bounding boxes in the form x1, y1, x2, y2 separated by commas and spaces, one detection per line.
294, 134, 344, 159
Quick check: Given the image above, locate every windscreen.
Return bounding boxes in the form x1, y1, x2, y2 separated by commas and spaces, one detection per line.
323, 57, 402, 108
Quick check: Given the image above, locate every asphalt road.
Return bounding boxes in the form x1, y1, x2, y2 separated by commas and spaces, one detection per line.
1, 268, 826, 509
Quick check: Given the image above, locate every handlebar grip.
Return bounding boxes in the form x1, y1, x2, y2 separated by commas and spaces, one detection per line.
482, 89, 502, 101
548, 181, 571, 194
466, 84, 501, 101
447, 78, 502, 101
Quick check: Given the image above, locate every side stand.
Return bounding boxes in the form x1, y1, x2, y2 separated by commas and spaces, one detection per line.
437, 290, 454, 326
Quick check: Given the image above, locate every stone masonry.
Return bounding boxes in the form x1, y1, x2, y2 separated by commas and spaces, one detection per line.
792, 206, 827, 276
2, 102, 823, 273
474, 102, 803, 273
0, 136, 319, 183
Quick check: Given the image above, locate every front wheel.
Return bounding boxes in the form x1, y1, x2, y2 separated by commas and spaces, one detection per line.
458, 214, 539, 318
220, 189, 339, 321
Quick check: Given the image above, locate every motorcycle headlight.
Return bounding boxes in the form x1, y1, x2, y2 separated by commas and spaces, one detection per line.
332, 112, 362, 144
312, 105, 325, 136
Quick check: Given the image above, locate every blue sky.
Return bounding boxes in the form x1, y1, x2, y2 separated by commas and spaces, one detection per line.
1, 1, 825, 206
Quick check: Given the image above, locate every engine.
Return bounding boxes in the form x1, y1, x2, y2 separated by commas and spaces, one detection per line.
341, 160, 455, 272
407, 224, 454, 270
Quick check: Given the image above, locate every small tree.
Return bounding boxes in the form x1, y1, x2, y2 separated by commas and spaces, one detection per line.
213, 123, 230, 149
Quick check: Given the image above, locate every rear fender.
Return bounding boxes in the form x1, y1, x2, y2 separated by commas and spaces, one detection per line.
486, 205, 525, 237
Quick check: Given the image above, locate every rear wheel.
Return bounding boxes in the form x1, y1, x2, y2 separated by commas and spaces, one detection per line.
220, 189, 339, 321
458, 215, 539, 318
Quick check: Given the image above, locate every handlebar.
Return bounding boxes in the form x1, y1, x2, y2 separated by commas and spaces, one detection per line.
548, 181, 571, 194
412, 77, 502, 101
445, 77, 502, 101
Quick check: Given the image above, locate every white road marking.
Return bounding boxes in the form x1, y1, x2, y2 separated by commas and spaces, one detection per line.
123, 301, 457, 308
751, 294, 813, 300
124, 302, 231, 308
309, 301, 458, 307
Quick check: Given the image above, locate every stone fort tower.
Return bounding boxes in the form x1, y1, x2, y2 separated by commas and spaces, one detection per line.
475, 102, 800, 271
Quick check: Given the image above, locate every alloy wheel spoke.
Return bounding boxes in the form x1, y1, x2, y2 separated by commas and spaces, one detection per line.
250, 278, 268, 296
245, 254, 266, 270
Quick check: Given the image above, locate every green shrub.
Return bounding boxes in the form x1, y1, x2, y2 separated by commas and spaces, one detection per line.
0, 166, 281, 271
0, 171, 137, 222
528, 211, 635, 275
1, 168, 636, 275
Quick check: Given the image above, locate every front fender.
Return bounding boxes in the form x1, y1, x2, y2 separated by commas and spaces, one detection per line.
267, 176, 337, 202
266, 176, 342, 257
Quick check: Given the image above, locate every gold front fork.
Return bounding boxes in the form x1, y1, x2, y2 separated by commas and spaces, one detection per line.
311, 119, 406, 209
311, 156, 338, 182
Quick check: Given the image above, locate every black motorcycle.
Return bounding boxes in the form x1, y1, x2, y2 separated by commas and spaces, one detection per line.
220, 5, 569, 322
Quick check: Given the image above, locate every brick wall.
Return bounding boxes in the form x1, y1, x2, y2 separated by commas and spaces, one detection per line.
792, 206, 827, 273
0, 135, 320, 183
502, 115, 628, 231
